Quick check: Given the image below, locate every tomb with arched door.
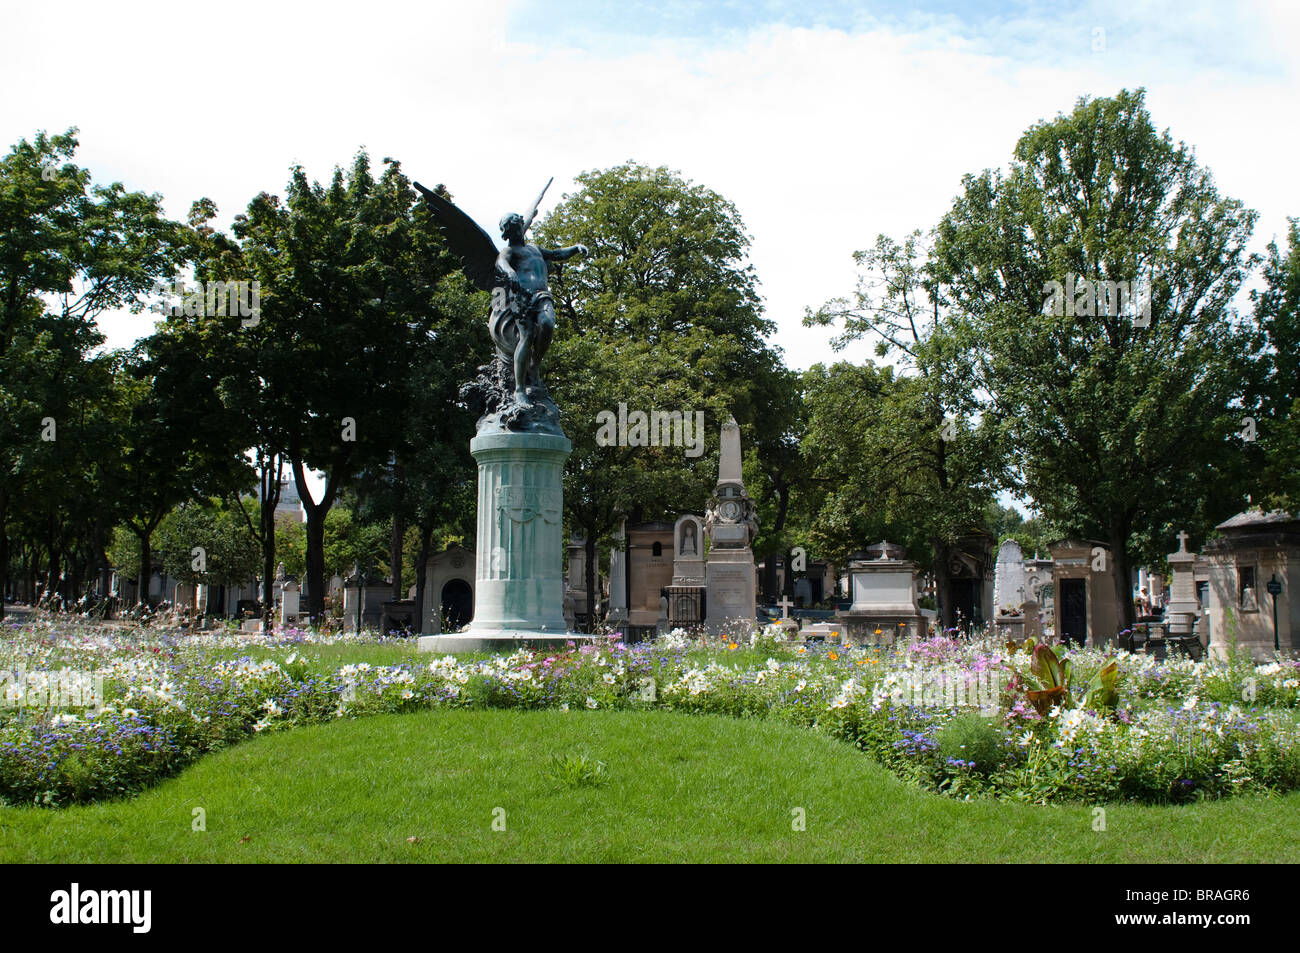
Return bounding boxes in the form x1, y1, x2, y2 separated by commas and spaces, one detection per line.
422, 545, 476, 635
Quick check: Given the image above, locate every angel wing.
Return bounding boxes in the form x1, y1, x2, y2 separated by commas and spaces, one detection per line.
413, 181, 500, 292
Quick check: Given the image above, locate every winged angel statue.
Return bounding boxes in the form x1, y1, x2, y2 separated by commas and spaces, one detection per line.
414, 178, 587, 435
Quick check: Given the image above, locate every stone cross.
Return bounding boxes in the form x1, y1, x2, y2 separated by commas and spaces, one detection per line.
1176, 530, 1190, 553
777, 594, 794, 619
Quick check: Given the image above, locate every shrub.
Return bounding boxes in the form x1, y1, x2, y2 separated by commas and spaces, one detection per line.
937, 713, 1006, 775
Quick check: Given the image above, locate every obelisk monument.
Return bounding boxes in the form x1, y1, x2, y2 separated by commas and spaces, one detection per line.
704, 415, 758, 632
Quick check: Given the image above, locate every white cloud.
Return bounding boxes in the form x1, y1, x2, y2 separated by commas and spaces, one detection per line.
3, 0, 1296, 382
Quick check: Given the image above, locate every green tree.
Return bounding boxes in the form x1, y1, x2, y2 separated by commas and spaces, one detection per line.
805, 231, 1006, 624
535, 162, 792, 625
0, 129, 192, 616
156, 500, 260, 598
233, 153, 479, 622
929, 89, 1259, 630
1250, 219, 1300, 510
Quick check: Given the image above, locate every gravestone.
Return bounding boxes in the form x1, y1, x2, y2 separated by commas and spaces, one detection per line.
1022, 598, 1044, 640
703, 416, 758, 632
279, 577, 300, 626
993, 539, 1026, 614
672, 514, 706, 584
1165, 530, 1199, 637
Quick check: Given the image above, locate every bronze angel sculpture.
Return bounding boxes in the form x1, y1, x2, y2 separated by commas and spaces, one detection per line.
413, 178, 587, 435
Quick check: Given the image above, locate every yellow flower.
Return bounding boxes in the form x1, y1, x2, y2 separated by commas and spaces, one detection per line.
727, 642, 738, 650
828, 651, 838, 661
797, 646, 807, 654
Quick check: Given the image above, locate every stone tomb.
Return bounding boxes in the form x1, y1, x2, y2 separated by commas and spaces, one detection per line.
1048, 539, 1120, 648
1204, 510, 1298, 660
343, 578, 389, 632
993, 539, 1027, 614
625, 521, 676, 636
835, 543, 923, 644
420, 545, 476, 635
939, 532, 995, 629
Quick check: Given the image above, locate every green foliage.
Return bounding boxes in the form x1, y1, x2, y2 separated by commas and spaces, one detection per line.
155, 500, 261, 587
547, 751, 609, 788
221, 152, 480, 619
1250, 219, 1300, 511
801, 231, 1005, 579
535, 162, 799, 614
273, 516, 306, 580
0, 128, 198, 611
937, 713, 1006, 775
930, 88, 1260, 627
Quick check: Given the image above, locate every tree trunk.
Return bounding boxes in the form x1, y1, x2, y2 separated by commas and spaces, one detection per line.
1109, 533, 1135, 639
391, 511, 405, 601
304, 506, 326, 623
259, 456, 282, 630
413, 522, 433, 633
136, 529, 152, 607
292, 457, 337, 626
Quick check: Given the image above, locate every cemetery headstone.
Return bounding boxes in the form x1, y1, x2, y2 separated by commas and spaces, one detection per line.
993, 539, 1026, 614
703, 416, 758, 632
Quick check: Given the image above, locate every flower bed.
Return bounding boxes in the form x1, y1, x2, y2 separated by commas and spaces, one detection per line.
2, 615, 1298, 806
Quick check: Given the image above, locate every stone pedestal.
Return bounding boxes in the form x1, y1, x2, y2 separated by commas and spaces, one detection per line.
419, 431, 573, 652
705, 552, 757, 632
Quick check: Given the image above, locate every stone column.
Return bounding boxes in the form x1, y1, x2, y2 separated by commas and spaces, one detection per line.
608, 520, 629, 626
1166, 532, 1198, 637
419, 431, 571, 651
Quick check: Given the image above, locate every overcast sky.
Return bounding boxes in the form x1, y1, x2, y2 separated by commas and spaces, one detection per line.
4, 0, 1296, 371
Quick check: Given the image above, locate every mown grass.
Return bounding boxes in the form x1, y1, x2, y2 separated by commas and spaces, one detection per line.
2, 709, 1296, 863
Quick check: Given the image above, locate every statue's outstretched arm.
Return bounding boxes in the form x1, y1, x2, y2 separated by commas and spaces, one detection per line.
541, 244, 589, 262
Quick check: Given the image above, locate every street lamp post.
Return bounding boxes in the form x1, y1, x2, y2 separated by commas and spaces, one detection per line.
1267, 574, 1283, 653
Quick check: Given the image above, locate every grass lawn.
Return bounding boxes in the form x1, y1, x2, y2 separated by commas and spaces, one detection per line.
1, 709, 1296, 863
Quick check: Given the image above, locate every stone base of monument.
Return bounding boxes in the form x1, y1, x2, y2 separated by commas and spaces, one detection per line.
994, 614, 1025, 641
417, 430, 586, 656
416, 630, 590, 654
836, 613, 920, 645
797, 621, 843, 642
